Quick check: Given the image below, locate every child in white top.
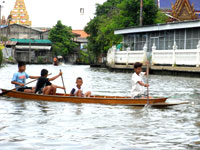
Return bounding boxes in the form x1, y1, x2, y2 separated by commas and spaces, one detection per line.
131, 62, 149, 98
70, 77, 91, 97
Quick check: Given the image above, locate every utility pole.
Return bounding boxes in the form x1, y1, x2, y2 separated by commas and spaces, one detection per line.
29, 26, 31, 63
140, 0, 143, 26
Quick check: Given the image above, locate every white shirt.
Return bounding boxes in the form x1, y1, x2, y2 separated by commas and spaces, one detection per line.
131, 72, 146, 97
71, 86, 84, 95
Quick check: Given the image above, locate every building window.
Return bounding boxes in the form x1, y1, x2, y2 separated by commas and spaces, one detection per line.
124, 33, 146, 51
80, 8, 84, 15
164, 31, 174, 50
175, 29, 185, 49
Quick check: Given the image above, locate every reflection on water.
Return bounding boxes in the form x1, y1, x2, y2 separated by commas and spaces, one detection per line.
0, 64, 200, 149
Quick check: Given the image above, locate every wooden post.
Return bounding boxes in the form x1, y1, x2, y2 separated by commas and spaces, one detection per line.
29, 27, 31, 63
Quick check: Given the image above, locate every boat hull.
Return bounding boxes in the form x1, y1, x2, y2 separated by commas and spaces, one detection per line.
1, 89, 167, 105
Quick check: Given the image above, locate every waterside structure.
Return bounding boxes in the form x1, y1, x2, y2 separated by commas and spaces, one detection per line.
107, 20, 200, 76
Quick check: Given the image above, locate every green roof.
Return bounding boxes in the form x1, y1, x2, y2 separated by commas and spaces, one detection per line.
10, 38, 52, 44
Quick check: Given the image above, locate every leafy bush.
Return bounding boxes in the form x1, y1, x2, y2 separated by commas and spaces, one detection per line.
77, 50, 89, 64
37, 56, 44, 64
8, 56, 13, 61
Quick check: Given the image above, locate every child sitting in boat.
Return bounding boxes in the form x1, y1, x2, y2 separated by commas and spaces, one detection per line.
35, 69, 65, 95
70, 77, 91, 97
11, 61, 39, 93
131, 62, 149, 98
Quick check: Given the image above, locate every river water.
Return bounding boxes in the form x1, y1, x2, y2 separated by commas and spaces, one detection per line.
0, 64, 200, 150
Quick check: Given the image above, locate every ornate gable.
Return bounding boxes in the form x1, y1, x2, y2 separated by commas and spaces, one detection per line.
170, 0, 197, 21
10, 0, 32, 26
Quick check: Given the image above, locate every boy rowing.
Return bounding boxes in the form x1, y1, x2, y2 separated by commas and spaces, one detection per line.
11, 62, 39, 93
131, 62, 149, 98
35, 69, 65, 95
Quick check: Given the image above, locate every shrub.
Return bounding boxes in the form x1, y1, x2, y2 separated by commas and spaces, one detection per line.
37, 56, 44, 64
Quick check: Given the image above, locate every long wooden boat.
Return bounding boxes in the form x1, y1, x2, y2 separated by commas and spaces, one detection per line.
1, 89, 188, 106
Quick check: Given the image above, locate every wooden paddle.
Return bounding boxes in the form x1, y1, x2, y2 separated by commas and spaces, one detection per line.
0, 73, 52, 96
60, 69, 66, 95
146, 61, 150, 105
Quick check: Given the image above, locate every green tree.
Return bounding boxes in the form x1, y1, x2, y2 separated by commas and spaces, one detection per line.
49, 20, 77, 56
85, 0, 122, 63
85, 0, 166, 63
155, 10, 168, 24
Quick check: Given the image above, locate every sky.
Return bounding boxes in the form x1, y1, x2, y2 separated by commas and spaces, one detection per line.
1, 0, 106, 29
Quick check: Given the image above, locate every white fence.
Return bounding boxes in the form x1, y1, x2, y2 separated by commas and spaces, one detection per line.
107, 45, 147, 66
107, 40, 200, 67
152, 41, 200, 67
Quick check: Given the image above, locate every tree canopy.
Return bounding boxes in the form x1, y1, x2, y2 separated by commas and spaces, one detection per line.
49, 20, 77, 56
84, 0, 167, 63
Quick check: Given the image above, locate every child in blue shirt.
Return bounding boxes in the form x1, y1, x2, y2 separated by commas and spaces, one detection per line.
11, 62, 39, 92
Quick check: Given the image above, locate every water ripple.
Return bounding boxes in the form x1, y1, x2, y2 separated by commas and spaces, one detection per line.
0, 64, 199, 149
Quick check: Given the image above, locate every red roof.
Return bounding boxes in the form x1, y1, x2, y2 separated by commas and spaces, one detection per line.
72, 30, 89, 38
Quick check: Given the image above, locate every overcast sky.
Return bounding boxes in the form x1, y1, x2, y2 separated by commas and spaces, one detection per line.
2, 0, 106, 29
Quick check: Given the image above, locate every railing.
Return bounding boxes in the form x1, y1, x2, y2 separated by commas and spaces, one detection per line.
107, 45, 147, 66
107, 40, 200, 67
152, 41, 200, 67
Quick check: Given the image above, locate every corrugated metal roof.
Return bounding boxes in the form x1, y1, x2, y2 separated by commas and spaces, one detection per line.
10, 38, 52, 44
114, 19, 200, 34
1, 24, 43, 32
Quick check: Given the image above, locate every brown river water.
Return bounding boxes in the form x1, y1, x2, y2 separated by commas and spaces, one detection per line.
0, 64, 200, 150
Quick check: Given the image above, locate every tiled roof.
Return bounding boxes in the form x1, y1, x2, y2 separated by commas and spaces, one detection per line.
159, 0, 200, 11
72, 30, 89, 38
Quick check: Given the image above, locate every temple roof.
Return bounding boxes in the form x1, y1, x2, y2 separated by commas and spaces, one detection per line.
159, 0, 200, 11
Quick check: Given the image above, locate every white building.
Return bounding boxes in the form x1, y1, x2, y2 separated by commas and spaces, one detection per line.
107, 20, 200, 68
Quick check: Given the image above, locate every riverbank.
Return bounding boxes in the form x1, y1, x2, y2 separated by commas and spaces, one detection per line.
150, 66, 200, 77
105, 64, 200, 77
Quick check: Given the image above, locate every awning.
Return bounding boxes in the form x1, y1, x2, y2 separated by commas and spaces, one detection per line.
16, 45, 51, 50
10, 38, 52, 44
